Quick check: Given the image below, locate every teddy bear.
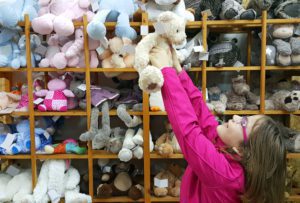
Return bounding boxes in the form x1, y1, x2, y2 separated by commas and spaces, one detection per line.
0, 169, 33, 202
0, 0, 38, 28
155, 121, 181, 157
220, 0, 256, 20
23, 160, 92, 203
265, 90, 300, 112
272, 37, 300, 66
96, 162, 144, 200
134, 11, 187, 93
0, 92, 21, 114
35, 78, 75, 112
87, 0, 138, 42
207, 86, 228, 114
52, 28, 99, 69
226, 75, 260, 110
44, 138, 87, 154
145, 0, 195, 22
32, 0, 94, 37
99, 37, 138, 80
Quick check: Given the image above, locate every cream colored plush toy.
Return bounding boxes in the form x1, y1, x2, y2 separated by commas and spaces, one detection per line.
134, 11, 186, 93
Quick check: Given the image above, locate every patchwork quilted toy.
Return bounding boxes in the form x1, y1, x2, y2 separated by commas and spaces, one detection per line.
35, 78, 75, 112
44, 138, 87, 154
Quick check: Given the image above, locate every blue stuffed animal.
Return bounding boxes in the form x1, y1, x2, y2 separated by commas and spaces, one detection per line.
87, 0, 138, 42
18, 34, 42, 67
0, 27, 23, 69
0, 0, 38, 28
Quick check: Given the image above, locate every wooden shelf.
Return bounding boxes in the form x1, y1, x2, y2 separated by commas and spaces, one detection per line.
266, 66, 300, 70
265, 110, 300, 115
287, 153, 300, 159
102, 110, 143, 116
0, 154, 31, 159
18, 21, 141, 27
149, 111, 167, 116
90, 68, 136, 72
92, 150, 118, 159
150, 153, 184, 159
206, 66, 260, 71
93, 197, 144, 202
32, 67, 85, 72
11, 111, 29, 116
34, 110, 87, 116
0, 67, 27, 72
286, 195, 300, 202
151, 196, 179, 202
36, 153, 88, 160
267, 19, 300, 24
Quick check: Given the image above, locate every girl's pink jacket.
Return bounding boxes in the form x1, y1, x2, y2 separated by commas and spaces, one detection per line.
161, 68, 245, 203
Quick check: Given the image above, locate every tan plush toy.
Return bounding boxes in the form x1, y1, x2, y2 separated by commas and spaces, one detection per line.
134, 11, 186, 93
0, 92, 21, 113
155, 122, 181, 157
100, 37, 138, 80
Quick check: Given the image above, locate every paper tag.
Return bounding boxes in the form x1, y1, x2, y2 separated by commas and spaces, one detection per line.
103, 166, 111, 173
205, 88, 208, 101
154, 22, 166, 34
199, 52, 209, 61
96, 46, 105, 56
48, 189, 60, 203
154, 178, 168, 188
266, 47, 272, 55
120, 44, 136, 55
193, 46, 204, 53
258, 32, 262, 39
295, 24, 300, 36
140, 25, 149, 36
77, 84, 86, 91
233, 61, 244, 67
201, 9, 213, 17
34, 98, 44, 105
35, 45, 47, 56
52, 116, 60, 122
0, 133, 16, 150
90, 0, 99, 12
6, 164, 20, 176
44, 131, 50, 139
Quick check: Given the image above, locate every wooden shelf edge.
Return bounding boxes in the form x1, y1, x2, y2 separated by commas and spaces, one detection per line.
100, 110, 143, 116
32, 67, 85, 72
150, 153, 184, 159
36, 154, 88, 159
287, 153, 300, 159
286, 195, 300, 201
90, 68, 137, 72
34, 110, 87, 116
151, 196, 179, 202
0, 68, 27, 72
92, 150, 118, 159
93, 197, 144, 202
266, 66, 300, 70
0, 154, 31, 159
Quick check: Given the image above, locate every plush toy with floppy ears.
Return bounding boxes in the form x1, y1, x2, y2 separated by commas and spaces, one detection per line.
134, 11, 186, 93
35, 78, 75, 112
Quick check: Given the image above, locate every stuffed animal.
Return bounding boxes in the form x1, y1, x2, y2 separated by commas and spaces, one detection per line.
96, 162, 144, 200
100, 37, 138, 80
226, 75, 260, 110
273, 39, 292, 66
44, 138, 87, 154
207, 86, 227, 114
145, 0, 195, 22
265, 90, 300, 112
220, 0, 256, 20
0, 169, 32, 202
0, 92, 21, 114
274, 0, 300, 19
149, 91, 165, 111
23, 160, 92, 203
271, 24, 294, 39
194, 0, 223, 20
35, 78, 75, 112
155, 122, 181, 157
32, 0, 94, 36
15, 84, 29, 112
282, 127, 300, 153
134, 11, 186, 93
87, 0, 138, 42
244, 0, 278, 17
290, 37, 300, 65
18, 34, 42, 68
0, 0, 38, 28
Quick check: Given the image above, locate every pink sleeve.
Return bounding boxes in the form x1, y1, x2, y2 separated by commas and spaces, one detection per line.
177, 70, 218, 141
161, 67, 239, 187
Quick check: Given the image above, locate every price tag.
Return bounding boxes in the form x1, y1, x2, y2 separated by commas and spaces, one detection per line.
233, 61, 244, 67
48, 189, 60, 203
77, 84, 86, 91
193, 46, 204, 53
35, 45, 47, 56
6, 164, 20, 176
154, 22, 166, 34
96, 46, 105, 56
34, 98, 44, 105
201, 9, 213, 17
52, 116, 60, 122
90, 0, 99, 12
154, 178, 168, 188
258, 32, 262, 39
103, 166, 111, 173
205, 88, 209, 101
199, 52, 209, 61
0, 133, 16, 150
140, 25, 149, 36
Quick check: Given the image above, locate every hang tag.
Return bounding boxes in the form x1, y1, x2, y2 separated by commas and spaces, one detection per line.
44, 131, 50, 139
154, 178, 168, 188
201, 9, 213, 17
199, 52, 209, 61
90, 0, 99, 12
295, 24, 300, 36
120, 44, 136, 55
258, 32, 262, 39
0, 133, 16, 150
34, 98, 44, 105
233, 61, 244, 67
52, 116, 60, 122
77, 84, 86, 91
103, 166, 111, 173
35, 45, 47, 56
205, 88, 208, 101
48, 189, 60, 203
193, 46, 204, 53
140, 25, 149, 36
6, 164, 21, 176
154, 22, 166, 34
96, 46, 105, 56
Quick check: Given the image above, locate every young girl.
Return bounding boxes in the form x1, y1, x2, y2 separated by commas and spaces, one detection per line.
149, 47, 287, 203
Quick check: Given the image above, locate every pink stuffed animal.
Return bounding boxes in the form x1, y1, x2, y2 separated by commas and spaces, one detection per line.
35, 78, 75, 112
32, 0, 94, 36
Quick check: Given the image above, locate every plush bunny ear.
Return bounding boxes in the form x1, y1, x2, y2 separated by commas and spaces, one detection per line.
157, 11, 176, 23
31, 34, 41, 47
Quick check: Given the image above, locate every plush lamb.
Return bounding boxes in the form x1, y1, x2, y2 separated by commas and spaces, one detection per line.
134, 11, 186, 93
145, 0, 195, 22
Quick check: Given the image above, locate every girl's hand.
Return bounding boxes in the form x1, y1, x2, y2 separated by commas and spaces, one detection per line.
149, 47, 173, 69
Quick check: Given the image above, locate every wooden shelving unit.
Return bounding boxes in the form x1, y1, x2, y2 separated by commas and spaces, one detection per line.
0, 8, 299, 203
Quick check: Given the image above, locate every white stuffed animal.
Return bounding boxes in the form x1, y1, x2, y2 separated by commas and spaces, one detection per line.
149, 90, 165, 111
134, 11, 186, 93
146, 0, 194, 22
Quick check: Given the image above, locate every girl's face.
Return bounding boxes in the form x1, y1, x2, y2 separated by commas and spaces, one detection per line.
217, 115, 264, 148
